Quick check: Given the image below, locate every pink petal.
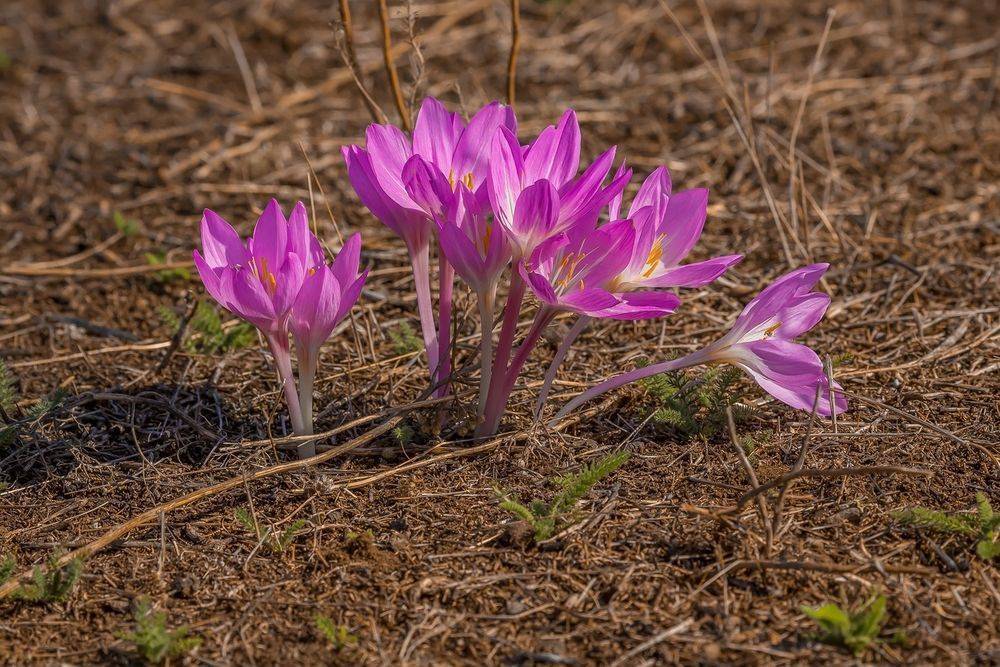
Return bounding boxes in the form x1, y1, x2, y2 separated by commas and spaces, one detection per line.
452, 101, 516, 190
329, 232, 362, 289
628, 166, 671, 218
642, 254, 743, 288
251, 199, 288, 270
412, 97, 463, 170
200, 209, 247, 267
659, 188, 708, 266
523, 109, 581, 187
487, 126, 525, 231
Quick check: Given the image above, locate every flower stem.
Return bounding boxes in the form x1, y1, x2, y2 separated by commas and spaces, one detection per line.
296, 351, 317, 459
476, 268, 526, 437
408, 240, 440, 386
533, 315, 590, 422
266, 333, 306, 443
480, 308, 553, 436
549, 348, 711, 425
435, 249, 454, 399
475, 287, 496, 425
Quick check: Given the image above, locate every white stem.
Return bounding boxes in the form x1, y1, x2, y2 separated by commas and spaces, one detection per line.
475, 287, 496, 424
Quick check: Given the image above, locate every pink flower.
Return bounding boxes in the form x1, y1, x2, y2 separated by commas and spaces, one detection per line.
553, 264, 847, 422
193, 199, 367, 458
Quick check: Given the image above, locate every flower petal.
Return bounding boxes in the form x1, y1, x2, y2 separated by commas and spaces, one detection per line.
200, 209, 247, 267
412, 97, 463, 170
487, 126, 525, 231
659, 187, 708, 266
642, 254, 743, 288
628, 165, 671, 218
452, 101, 517, 190
523, 109, 581, 186
251, 199, 288, 270
329, 232, 362, 289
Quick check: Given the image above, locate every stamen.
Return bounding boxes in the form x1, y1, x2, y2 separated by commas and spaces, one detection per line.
763, 321, 781, 338
641, 234, 667, 278
462, 172, 474, 189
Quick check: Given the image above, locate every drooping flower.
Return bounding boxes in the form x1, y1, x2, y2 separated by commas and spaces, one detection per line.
193, 199, 367, 458
552, 264, 847, 422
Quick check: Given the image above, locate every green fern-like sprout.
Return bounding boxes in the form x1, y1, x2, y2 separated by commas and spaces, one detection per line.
0, 359, 16, 413
121, 597, 201, 664
273, 519, 306, 553
13, 554, 83, 603
388, 322, 422, 355
802, 593, 888, 656
640, 365, 752, 438
496, 451, 630, 542
894, 493, 999, 560
315, 614, 358, 650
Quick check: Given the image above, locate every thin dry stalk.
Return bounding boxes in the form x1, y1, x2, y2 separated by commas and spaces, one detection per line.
377, 0, 412, 131
506, 0, 521, 106
335, 0, 389, 125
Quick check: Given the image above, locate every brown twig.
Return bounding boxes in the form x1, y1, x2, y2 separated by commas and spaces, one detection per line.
155, 296, 198, 374
334, 0, 389, 125
377, 0, 412, 131
506, 0, 521, 107
725, 406, 773, 547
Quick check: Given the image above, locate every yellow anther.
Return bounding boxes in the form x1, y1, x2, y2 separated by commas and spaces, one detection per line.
763, 321, 781, 338
462, 172, 474, 189
448, 170, 455, 188
481, 224, 493, 255
641, 234, 667, 278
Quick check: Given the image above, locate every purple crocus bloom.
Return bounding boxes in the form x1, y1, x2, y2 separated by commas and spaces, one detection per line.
523, 218, 681, 319
194, 199, 367, 458
552, 264, 847, 422
436, 185, 511, 295
487, 110, 631, 258
343, 98, 516, 395
603, 166, 743, 292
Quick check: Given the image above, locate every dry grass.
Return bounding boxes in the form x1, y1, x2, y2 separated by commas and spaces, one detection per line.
0, 0, 997, 664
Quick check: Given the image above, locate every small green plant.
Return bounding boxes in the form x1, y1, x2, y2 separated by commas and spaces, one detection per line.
640, 365, 752, 438
160, 302, 255, 354
0, 51, 11, 71
802, 593, 887, 656
0, 554, 15, 584
894, 492, 1000, 560
13, 553, 83, 602
121, 597, 201, 664
388, 321, 422, 355
113, 211, 140, 237
315, 614, 358, 650
145, 251, 191, 283
234, 508, 306, 553
496, 451, 630, 542
391, 423, 414, 446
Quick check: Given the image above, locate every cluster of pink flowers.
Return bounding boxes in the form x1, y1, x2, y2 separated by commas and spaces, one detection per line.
343, 98, 845, 436
194, 97, 844, 454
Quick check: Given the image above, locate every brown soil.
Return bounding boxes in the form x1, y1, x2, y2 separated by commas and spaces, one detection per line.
0, 0, 997, 665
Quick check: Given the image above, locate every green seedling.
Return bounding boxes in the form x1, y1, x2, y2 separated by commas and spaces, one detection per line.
145, 251, 190, 283
640, 365, 753, 438
315, 614, 358, 650
113, 211, 140, 237
388, 322, 422, 355
496, 451, 629, 542
802, 593, 888, 656
894, 492, 1000, 560
13, 553, 82, 603
234, 508, 306, 554
121, 597, 201, 664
